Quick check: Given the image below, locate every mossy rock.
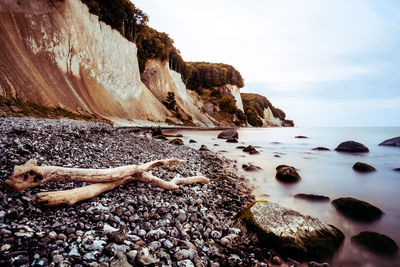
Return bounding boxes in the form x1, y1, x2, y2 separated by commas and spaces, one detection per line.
234, 201, 344, 262
169, 138, 183, 145
275, 165, 301, 183
331, 197, 383, 222
351, 231, 398, 254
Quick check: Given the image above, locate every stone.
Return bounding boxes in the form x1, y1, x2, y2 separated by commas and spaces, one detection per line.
68, 246, 81, 260
126, 250, 137, 264
234, 201, 344, 261
83, 251, 100, 261
226, 138, 238, 143
294, 193, 330, 201
137, 247, 160, 265
242, 164, 262, 172
220, 234, 240, 247
272, 256, 282, 265
228, 254, 242, 266
275, 165, 301, 183
379, 136, 400, 147
308, 261, 329, 267
243, 145, 259, 154
217, 129, 238, 139
110, 252, 132, 267
174, 249, 196, 260
351, 231, 398, 254
52, 254, 64, 264
0, 244, 11, 252
109, 225, 128, 244
105, 243, 129, 255
394, 168, 400, 172
180, 259, 195, 267
352, 162, 376, 173
295, 136, 308, 139
199, 145, 209, 151
153, 135, 167, 140
335, 141, 369, 153
312, 147, 330, 151
83, 239, 107, 252
170, 138, 183, 145
331, 197, 383, 222
103, 224, 118, 234
189, 139, 197, 143
146, 229, 167, 240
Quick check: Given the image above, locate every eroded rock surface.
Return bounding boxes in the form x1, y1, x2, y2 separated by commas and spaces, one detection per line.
235, 201, 344, 261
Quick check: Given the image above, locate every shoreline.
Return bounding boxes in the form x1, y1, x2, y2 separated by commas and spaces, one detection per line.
0, 117, 270, 266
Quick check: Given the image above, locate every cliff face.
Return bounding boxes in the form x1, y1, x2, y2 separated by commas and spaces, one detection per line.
0, 0, 170, 123
0, 0, 292, 127
141, 59, 215, 126
241, 93, 294, 127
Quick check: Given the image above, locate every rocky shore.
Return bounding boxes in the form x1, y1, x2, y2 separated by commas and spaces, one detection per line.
0, 117, 273, 267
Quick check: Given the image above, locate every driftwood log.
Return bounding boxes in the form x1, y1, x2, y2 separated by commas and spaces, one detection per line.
5, 159, 209, 207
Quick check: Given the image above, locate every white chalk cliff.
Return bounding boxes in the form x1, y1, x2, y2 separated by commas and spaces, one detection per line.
0, 0, 287, 127
0, 0, 170, 123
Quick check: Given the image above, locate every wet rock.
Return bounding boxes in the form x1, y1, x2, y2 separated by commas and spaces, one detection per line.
379, 136, 400, 147
351, 231, 398, 254
137, 247, 160, 265
312, 147, 330, 151
294, 193, 330, 201
352, 162, 376, 173
243, 145, 259, 154
146, 229, 167, 240
272, 256, 282, 265
170, 138, 184, 145
235, 201, 344, 261
275, 165, 301, 183
335, 141, 369, 153
331, 197, 383, 222
242, 164, 262, 172
226, 138, 238, 143
295, 136, 308, 139
217, 129, 238, 139
109, 225, 128, 244
180, 259, 195, 267
393, 168, 400, 172
110, 252, 132, 267
153, 135, 167, 140
236, 146, 246, 149
189, 139, 197, 143
199, 145, 209, 151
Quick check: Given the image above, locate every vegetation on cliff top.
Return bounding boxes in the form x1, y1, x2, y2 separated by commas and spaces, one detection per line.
80, 0, 244, 91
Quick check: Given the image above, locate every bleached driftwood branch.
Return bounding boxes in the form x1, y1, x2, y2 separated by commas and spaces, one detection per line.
6, 159, 209, 207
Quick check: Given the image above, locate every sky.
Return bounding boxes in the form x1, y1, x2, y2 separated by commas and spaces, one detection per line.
133, 0, 400, 126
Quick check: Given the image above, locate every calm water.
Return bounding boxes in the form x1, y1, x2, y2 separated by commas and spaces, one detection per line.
165, 127, 400, 266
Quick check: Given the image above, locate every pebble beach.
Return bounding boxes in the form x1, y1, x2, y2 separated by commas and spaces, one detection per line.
0, 117, 271, 267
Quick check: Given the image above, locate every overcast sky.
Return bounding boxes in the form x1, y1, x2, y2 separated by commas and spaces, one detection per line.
133, 0, 400, 126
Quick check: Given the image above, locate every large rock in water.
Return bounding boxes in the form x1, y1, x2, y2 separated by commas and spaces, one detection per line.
217, 129, 238, 139
352, 162, 376, 173
234, 201, 344, 261
335, 141, 369, 153
331, 197, 383, 222
275, 165, 301, 183
379, 136, 400, 147
351, 231, 398, 254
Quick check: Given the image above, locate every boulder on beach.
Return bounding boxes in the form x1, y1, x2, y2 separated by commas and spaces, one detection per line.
335, 141, 369, 153
150, 126, 162, 137
295, 136, 308, 139
379, 136, 400, 147
243, 145, 259, 154
242, 164, 262, 172
352, 162, 376, 173
312, 147, 330, 151
153, 135, 167, 140
331, 197, 383, 222
234, 201, 344, 261
294, 193, 330, 201
189, 139, 197, 143
169, 138, 183, 145
226, 138, 238, 143
199, 145, 209, 151
351, 231, 398, 254
275, 165, 301, 183
217, 129, 238, 139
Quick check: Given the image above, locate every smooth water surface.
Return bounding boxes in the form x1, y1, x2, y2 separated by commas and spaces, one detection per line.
165, 127, 400, 266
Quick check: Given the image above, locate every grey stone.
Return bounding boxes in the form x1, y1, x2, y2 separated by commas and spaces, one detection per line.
235, 201, 344, 261
137, 247, 160, 265
110, 252, 132, 267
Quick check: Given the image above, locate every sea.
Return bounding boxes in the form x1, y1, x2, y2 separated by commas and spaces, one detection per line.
164, 127, 400, 267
